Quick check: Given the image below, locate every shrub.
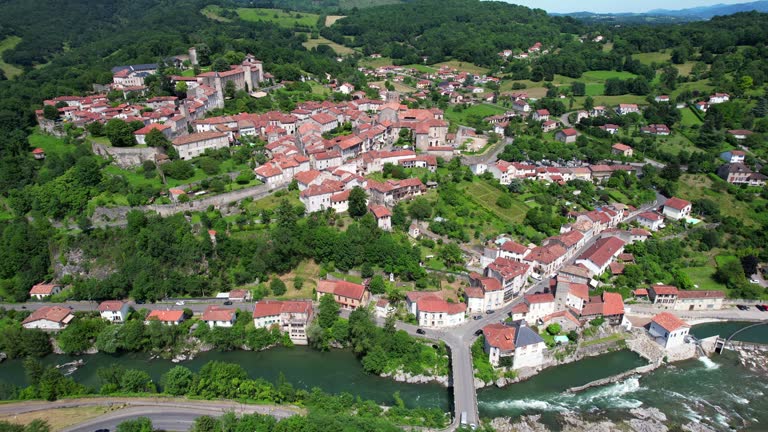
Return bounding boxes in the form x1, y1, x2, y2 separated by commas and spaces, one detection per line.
546, 323, 561, 335
270, 278, 287, 296
163, 160, 195, 180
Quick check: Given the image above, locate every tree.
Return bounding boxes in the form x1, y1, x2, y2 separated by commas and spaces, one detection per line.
116, 417, 154, 432
120, 369, 155, 393
546, 323, 561, 335
368, 275, 386, 294
105, 119, 137, 147
318, 293, 340, 329
211, 57, 231, 72
741, 255, 759, 277
42, 105, 59, 121
270, 278, 287, 296
348, 187, 368, 218
408, 197, 432, 220
496, 194, 513, 209
439, 243, 463, 267
145, 128, 170, 148
161, 366, 193, 395
571, 82, 586, 97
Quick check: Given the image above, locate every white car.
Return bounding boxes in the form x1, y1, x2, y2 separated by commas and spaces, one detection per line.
175, 300, 185, 306
750, 279, 760, 284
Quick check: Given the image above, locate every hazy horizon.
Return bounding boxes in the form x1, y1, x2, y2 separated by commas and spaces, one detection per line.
501, 0, 751, 14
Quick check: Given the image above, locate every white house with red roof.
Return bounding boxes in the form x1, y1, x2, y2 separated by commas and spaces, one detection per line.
482, 321, 546, 369
202, 305, 237, 328
616, 104, 640, 115
134, 123, 172, 145
466, 273, 505, 313
416, 296, 466, 328
574, 237, 625, 277
521, 293, 556, 324
29, 282, 63, 300
636, 211, 664, 231
252, 300, 313, 344
720, 150, 746, 164
485, 257, 532, 300
522, 244, 567, 279
555, 279, 590, 312
709, 93, 729, 104
532, 109, 550, 122
648, 284, 679, 307
369, 205, 392, 231
649, 312, 689, 348
98, 300, 130, 323
145, 309, 185, 325
317, 280, 369, 309
172, 131, 229, 160
555, 128, 579, 143
662, 197, 692, 220
611, 143, 633, 157
22, 306, 75, 330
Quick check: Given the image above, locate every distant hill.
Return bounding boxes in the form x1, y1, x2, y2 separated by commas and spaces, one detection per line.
648, 1, 768, 19
228, 0, 407, 13
552, 1, 768, 23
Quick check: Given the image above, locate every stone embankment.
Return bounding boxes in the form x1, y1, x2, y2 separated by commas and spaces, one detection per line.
380, 370, 450, 386
490, 409, 718, 432
566, 363, 657, 393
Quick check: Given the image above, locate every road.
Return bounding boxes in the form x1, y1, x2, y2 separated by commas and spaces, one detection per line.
627, 304, 768, 323
0, 398, 300, 432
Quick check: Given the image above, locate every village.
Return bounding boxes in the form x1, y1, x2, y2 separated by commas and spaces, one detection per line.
11, 40, 768, 431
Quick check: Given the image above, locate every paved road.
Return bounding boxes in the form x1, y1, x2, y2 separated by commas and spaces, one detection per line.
627, 304, 768, 323
0, 398, 300, 432
0, 300, 239, 314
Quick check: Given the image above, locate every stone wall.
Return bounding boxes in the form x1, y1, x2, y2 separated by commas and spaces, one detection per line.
91, 142, 159, 168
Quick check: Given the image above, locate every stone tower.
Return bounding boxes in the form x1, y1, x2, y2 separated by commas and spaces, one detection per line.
188, 47, 198, 66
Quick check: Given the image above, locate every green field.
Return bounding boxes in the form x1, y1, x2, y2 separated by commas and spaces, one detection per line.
302, 35, 357, 55
654, 133, 704, 156
676, 174, 767, 226
444, 103, 506, 126
581, 70, 638, 81
679, 107, 703, 127
683, 266, 729, 292
0, 36, 23, 78
632, 50, 671, 65
460, 181, 528, 225
28, 131, 78, 156
236, 8, 320, 28
433, 60, 490, 75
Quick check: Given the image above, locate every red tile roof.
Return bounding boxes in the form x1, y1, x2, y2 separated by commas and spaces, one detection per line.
252, 300, 312, 318
559, 128, 579, 137
638, 211, 662, 222
609, 262, 625, 275
229, 289, 248, 299
578, 237, 625, 268
22, 306, 73, 325
511, 303, 529, 314
483, 323, 516, 351
317, 280, 367, 300
146, 310, 184, 322
568, 283, 590, 301
676, 290, 725, 299
29, 283, 60, 295
417, 298, 466, 314
369, 205, 392, 219
202, 306, 236, 322
525, 293, 555, 304
98, 301, 126, 312
633, 288, 648, 296
172, 131, 227, 146
652, 312, 689, 332
465, 286, 484, 299
664, 197, 691, 211
500, 240, 528, 255
602, 292, 624, 316
488, 257, 530, 280
134, 123, 170, 135
650, 285, 679, 295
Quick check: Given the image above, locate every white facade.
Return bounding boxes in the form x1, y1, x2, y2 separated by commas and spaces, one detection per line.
100, 304, 130, 323
418, 310, 466, 328
649, 321, 689, 348
173, 134, 229, 160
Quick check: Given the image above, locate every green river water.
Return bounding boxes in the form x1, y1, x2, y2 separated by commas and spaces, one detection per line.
0, 322, 766, 431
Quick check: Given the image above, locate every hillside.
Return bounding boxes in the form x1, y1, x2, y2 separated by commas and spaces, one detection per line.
227, 0, 407, 13
649, 1, 768, 19
324, 0, 581, 66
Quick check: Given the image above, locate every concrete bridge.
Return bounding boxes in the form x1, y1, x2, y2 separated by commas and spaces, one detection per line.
715, 321, 768, 353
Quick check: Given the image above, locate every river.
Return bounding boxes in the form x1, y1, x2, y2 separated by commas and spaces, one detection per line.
478, 322, 768, 431
0, 347, 450, 410
0, 322, 766, 431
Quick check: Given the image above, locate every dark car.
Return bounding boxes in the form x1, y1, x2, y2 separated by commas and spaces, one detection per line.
416, 328, 426, 335
473, 315, 482, 320
737, 305, 749, 311
486, 309, 495, 314
756, 305, 767, 312
223, 300, 232, 305
474, 329, 483, 336
762, 305, 768, 312
94, 429, 110, 432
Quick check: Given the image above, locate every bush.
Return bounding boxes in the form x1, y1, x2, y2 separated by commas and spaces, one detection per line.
496, 194, 513, 209
546, 323, 561, 335
589, 317, 605, 327
270, 278, 287, 296
197, 157, 220, 175
163, 160, 195, 180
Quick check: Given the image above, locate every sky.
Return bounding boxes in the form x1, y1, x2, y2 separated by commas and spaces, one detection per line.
503, 0, 747, 14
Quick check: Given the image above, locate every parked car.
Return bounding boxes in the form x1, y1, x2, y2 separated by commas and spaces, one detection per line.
486, 309, 495, 314
175, 300, 185, 306
474, 329, 483, 336
762, 305, 768, 312
473, 315, 482, 320
416, 328, 426, 335
756, 305, 767, 312
750, 279, 760, 284
223, 300, 232, 305
737, 305, 749, 311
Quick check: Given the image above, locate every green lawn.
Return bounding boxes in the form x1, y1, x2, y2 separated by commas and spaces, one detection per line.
632, 50, 671, 65
28, 131, 77, 156
653, 133, 704, 156
676, 174, 767, 227
581, 333, 625, 347
585, 83, 605, 96
444, 103, 506, 126
0, 36, 23, 79
236, 8, 320, 28
581, 70, 638, 81
460, 181, 528, 225
359, 56, 396, 69
246, 190, 301, 214
683, 266, 728, 292
302, 36, 357, 55
679, 107, 703, 127
433, 60, 489, 75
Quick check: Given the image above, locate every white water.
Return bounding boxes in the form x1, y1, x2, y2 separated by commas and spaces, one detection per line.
698, 356, 719, 369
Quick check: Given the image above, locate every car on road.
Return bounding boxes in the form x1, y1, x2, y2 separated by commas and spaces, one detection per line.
416, 328, 426, 335
756, 305, 767, 312
223, 300, 232, 305
750, 279, 760, 284
473, 315, 482, 320
737, 305, 749, 311
762, 305, 768, 312
94, 429, 109, 432
486, 309, 494, 314
474, 329, 483, 336
175, 300, 185, 306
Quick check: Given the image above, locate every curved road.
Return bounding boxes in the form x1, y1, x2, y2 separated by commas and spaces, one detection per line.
0, 398, 301, 432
